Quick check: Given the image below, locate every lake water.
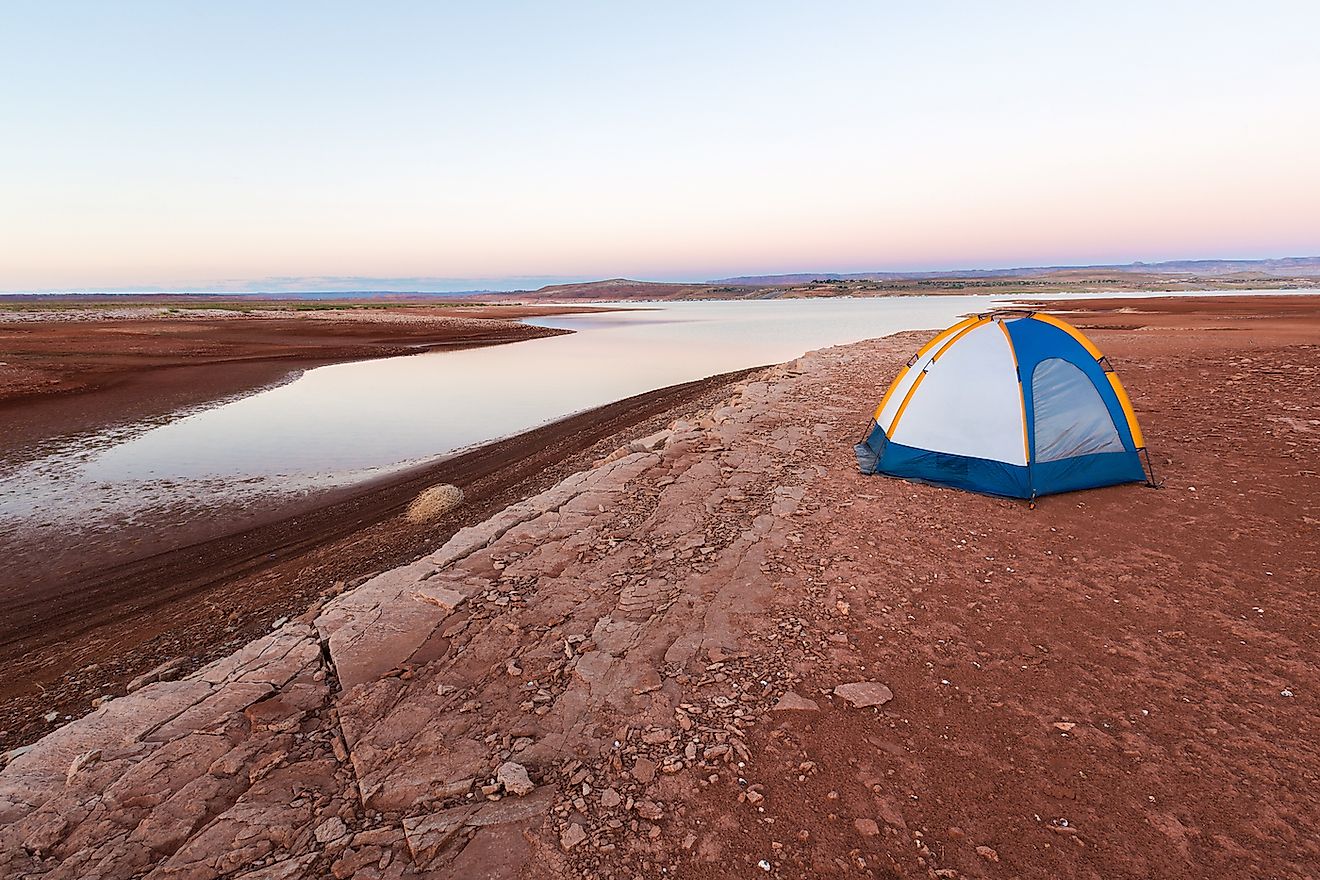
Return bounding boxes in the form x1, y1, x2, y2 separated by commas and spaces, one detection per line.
0, 289, 1312, 535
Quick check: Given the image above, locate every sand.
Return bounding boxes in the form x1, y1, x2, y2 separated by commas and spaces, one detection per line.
1, 294, 1316, 879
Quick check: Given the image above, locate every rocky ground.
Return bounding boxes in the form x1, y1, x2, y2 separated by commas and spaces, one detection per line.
1, 299, 1316, 879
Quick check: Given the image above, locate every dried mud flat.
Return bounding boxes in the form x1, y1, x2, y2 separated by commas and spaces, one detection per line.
1, 296, 1317, 879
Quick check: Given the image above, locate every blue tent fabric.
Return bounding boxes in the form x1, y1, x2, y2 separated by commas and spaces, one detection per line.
1003, 316, 1140, 456
856, 314, 1148, 500
856, 433, 1033, 498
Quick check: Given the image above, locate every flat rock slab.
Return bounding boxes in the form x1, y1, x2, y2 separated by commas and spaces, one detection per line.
772, 691, 821, 712
833, 681, 894, 708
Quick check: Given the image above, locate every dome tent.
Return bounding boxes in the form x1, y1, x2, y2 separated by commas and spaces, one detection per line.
854, 312, 1151, 500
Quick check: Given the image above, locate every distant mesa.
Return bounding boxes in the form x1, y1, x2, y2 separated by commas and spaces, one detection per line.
485, 256, 1320, 303
712, 255, 1320, 286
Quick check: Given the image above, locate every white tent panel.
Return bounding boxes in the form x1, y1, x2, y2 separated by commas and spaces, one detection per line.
888, 321, 1027, 465
875, 317, 978, 430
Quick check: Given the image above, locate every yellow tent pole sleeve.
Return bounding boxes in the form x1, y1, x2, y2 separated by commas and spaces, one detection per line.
872, 314, 981, 423
1107, 373, 1146, 449
1032, 313, 1104, 360
887, 371, 928, 437
1031, 312, 1144, 449
888, 317, 989, 437
913, 314, 981, 359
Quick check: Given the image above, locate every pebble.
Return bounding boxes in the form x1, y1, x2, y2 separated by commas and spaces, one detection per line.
314, 816, 347, 844
635, 799, 664, 820
496, 761, 535, 796
853, 818, 879, 836
560, 822, 587, 850
771, 691, 820, 712
833, 681, 894, 708
631, 757, 658, 784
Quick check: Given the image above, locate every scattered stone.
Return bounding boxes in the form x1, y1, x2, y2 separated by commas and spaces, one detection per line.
314, 816, 348, 844
976, 845, 1000, 863
703, 744, 730, 763
635, 799, 664, 820
599, 787, 622, 808
43, 711, 59, 723
772, 691, 820, 712
853, 818, 880, 837
833, 681, 894, 708
631, 756, 658, 784
560, 822, 587, 850
1053, 722, 1076, 732
406, 483, 464, 522
496, 761, 535, 796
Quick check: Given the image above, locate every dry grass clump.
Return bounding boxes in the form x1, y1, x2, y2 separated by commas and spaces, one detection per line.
405, 483, 464, 523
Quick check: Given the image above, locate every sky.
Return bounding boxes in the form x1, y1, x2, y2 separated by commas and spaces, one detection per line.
2, 1, 1318, 293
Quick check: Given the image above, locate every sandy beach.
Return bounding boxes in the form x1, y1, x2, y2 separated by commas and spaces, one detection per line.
1, 293, 1315, 879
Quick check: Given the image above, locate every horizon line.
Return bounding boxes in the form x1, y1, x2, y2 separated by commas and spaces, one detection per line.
4, 253, 1320, 296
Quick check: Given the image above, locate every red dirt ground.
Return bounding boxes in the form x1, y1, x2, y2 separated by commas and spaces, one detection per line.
663, 294, 1318, 879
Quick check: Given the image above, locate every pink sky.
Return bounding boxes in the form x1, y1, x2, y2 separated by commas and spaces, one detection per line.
2, 3, 1317, 292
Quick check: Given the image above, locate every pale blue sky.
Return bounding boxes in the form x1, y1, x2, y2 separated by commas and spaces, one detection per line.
2, 1, 1317, 291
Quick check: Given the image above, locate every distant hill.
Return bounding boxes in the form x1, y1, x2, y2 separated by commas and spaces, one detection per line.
485, 278, 761, 302
716, 256, 1320, 285
490, 256, 1320, 303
